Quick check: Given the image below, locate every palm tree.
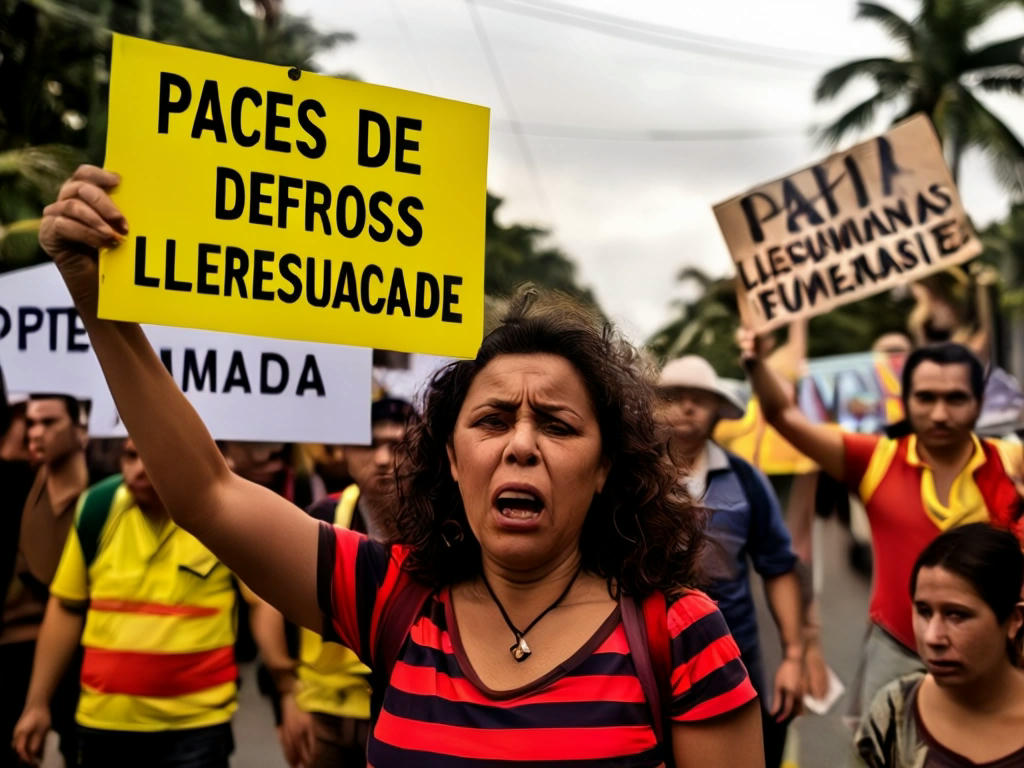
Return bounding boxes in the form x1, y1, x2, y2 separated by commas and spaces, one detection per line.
646, 267, 741, 376
814, 0, 1024, 193
647, 266, 914, 377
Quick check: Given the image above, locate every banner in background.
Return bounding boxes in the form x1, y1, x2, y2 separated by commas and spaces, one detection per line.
717, 350, 1024, 473
0, 264, 373, 443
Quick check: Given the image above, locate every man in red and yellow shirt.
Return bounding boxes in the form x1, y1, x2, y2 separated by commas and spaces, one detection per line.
12, 439, 272, 767
741, 335, 1022, 716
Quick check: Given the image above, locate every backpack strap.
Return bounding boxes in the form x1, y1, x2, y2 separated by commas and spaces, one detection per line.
333, 485, 360, 530
620, 589, 672, 757
643, 590, 673, 715
724, 450, 762, 513
77, 474, 122, 567
368, 565, 432, 723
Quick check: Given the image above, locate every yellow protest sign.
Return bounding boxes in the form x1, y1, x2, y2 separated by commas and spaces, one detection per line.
714, 115, 980, 333
99, 34, 489, 357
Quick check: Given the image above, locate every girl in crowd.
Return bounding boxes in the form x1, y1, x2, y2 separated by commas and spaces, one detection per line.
857, 523, 1024, 767
33, 165, 764, 766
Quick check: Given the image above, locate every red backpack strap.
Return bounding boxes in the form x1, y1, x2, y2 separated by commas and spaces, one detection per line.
369, 566, 433, 722
643, 590, 673, 720
620, 590, 672, 752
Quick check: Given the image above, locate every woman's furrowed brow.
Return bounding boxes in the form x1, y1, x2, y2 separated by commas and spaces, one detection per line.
471, 397, 583, 420
472, 398, 518, 413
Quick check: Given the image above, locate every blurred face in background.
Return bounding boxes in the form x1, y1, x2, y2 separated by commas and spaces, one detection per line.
223, 441, 288, 488
906, 362, 979, 453
657, 387, 719, 448
344, 421, 406, 499
26, 398, 81, 468
120, 438, 161, 512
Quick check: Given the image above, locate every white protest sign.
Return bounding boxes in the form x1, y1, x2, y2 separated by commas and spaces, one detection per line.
714, 115, 981, 333
0, 263, 104, 400
0, 263, 373, 443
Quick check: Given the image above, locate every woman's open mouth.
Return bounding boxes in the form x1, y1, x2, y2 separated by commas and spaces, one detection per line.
496, 492, 542, 518
492, 486, 545, 525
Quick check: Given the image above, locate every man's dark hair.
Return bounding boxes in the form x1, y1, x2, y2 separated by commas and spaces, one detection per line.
0, 368, 10, 437
900, 342, 985, 408
371, 397, 416, 428
29, 393, 82, 426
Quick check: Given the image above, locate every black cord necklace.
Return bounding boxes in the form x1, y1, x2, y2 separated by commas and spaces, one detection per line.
481, 566, 583, 662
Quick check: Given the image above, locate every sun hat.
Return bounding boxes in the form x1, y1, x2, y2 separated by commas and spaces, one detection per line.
656, 355, 746, 420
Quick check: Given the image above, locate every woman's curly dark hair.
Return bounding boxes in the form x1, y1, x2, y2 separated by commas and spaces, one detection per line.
394, 288, 706, 596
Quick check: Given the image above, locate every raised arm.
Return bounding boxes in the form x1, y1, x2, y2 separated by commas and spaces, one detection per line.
39, 165, 321, 630
737, 328, 846, 481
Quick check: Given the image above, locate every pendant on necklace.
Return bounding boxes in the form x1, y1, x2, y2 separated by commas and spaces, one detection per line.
510, 635, 532, 662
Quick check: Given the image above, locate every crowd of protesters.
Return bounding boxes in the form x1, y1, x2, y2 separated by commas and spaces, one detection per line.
2, 163, 1024, 767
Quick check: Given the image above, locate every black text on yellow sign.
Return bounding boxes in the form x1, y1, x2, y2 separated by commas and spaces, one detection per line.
99, 34, 489, 357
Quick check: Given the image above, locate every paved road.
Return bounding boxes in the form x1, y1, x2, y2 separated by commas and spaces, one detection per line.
757, 516, 871, 767
41, 516, 871, 767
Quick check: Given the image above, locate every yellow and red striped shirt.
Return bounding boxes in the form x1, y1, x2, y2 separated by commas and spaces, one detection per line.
50, 482, 238, 732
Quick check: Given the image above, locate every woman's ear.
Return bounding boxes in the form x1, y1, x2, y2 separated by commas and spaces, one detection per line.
595, 456, 611, 494
1007, 601, 1024, 646
1007, 602, 1024, 665
446, 442, 459, 483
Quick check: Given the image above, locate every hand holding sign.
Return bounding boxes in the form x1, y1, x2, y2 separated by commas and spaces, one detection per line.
736, 326, 769, 372
39, 165, 128, 309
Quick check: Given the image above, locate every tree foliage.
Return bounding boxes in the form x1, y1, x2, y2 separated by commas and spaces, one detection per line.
646, 267, 741, 376
814, 0, 1024, 192
483, 192, 597, 306
0, 0, 353, 268
981, 203, 1024, 310
646, 267, 914, 378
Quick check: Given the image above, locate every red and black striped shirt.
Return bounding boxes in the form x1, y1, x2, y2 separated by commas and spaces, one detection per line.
317, 524, 756, 766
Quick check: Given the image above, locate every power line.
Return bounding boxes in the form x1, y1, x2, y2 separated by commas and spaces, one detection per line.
491, 119, 809, 141
387, 0, 437, 94
465, 0, 553, 215
474, 0, 838, 70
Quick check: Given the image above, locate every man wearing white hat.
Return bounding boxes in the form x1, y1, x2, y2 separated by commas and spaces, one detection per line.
657, 355, 805, 768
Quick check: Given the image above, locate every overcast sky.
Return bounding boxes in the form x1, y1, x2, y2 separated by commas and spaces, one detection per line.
286, 0, 1024, 342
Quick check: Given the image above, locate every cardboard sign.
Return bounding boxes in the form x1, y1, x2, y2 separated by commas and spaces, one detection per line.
714, 115, 981, 332
0, 264, 373, 443
99, 34, 489, 357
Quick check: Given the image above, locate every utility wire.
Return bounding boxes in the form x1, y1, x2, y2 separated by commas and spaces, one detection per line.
465, 0, 553, 216
474, 0, 838, 70
388, 0, 437, 94
491, 119, 809, 141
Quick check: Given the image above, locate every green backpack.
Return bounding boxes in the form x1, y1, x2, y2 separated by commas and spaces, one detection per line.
76, 474, 122, 566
